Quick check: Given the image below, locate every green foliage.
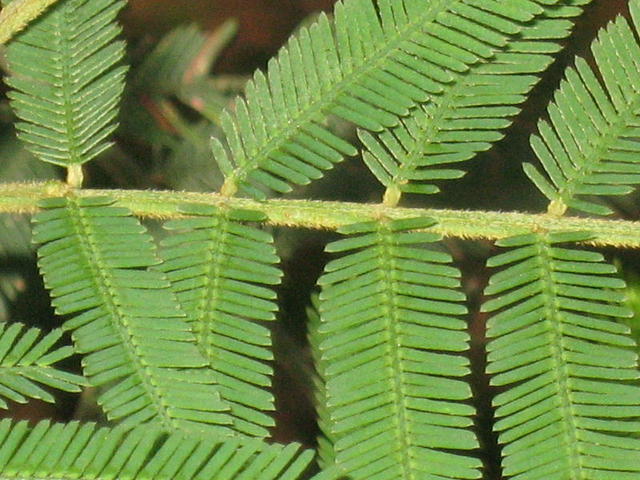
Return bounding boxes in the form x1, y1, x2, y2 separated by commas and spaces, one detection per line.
359, 0, 588, 198
524, 0, 640, 216
317, 217, 479, 479
159, 205, 281, 438
483, 231, 640, 479
213, 0, 586, 199
0, 322, 84, 408
5, 0, 126, 167
0, 419, 314, 479
121, 21, 237, 146
306, 296, 337, 472
32, 196, 232, 434
0, 0, 639, 479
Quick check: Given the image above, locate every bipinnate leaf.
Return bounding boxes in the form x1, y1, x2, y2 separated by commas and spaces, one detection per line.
5, 0, 126, 166
214, 0, 571, 199
484, 231, 640, 479
0, 322, 84, 409
318, 217, 480, 480
524, 0, 640, 216
0, 419, 314, 480
360, 0, 590, 200
159, 204, 282, 438
32, 195, 235, 435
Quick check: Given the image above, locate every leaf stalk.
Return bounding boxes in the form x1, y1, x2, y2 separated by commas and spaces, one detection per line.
1, 181, 640, 248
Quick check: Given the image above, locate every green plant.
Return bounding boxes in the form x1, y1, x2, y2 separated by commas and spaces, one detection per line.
0, 0, 639, 479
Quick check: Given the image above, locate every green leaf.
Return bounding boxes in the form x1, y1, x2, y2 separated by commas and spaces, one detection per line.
0, 419, 314, 480
360, 0, 589, 197
32, 195, 235, 435
159, 204, 281, 438
484, 231, 640, 479
524, 3, 640, 215
215, 0, 571, 198
0, 322, 84, 409
5, 0, 126, 166
317, 217, 480, 480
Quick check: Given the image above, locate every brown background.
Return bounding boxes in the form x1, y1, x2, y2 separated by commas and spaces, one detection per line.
122, 0, 337, 72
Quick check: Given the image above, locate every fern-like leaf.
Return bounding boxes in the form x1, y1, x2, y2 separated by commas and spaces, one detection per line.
158, 204, 281, 438
359, 0, 589, 199
0, 322, 84, 409
524, 0, 640, 216
213, 0, 569, 198
0, 419, 314, 479
5, 0, 126, 166
318, 217, 479, 480
483, 231, 640, 479
32, 196, 234, 434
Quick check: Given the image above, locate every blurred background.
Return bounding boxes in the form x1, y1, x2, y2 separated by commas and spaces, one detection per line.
1, 2, 639, 479
123, 0, 337, 73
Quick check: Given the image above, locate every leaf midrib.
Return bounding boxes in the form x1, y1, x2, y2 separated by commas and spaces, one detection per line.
57, 3, 82, 164
538, 236, 585, 478
69, 198, 175, 430
378, 224, 415, 479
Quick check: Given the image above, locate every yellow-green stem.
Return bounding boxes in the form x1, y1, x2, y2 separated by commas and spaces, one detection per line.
66, 165, 83, 188
1, 181, 640, 249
